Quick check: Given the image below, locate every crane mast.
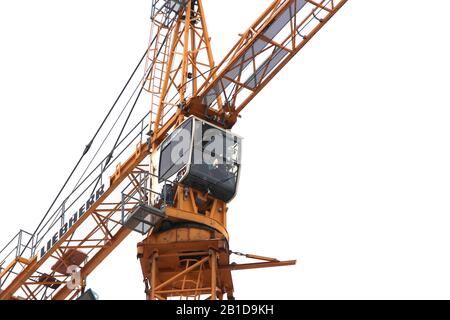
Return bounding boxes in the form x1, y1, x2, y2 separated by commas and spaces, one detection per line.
0, 0, 347, 300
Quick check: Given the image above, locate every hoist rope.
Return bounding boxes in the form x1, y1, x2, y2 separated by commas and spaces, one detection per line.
18, 47, 151, 258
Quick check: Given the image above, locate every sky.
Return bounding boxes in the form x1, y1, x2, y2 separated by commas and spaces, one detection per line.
1, 0, 450, 299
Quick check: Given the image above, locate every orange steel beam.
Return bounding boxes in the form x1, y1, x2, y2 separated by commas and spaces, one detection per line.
189, 0, 348, 128
210, 250, 218, 300
52, 226, 132, 300
154, 256, 209, 292
151, 0, 219, 143
0, 257, 30, 281
0, 143, 150, 300
234, 0, 348, 115
222, 260, 297, 271
152, 0, 348, 145
0, 0, 346, 300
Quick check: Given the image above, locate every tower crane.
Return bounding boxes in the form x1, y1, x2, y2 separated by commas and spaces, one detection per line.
0, 0, 347, 300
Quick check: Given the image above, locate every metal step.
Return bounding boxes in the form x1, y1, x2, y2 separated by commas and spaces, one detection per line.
123, 204, 166, 235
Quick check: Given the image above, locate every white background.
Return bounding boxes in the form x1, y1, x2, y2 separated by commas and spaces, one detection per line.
1, 0, 450, 300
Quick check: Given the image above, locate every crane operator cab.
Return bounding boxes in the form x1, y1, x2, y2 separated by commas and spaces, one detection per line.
158, 116, 242, 204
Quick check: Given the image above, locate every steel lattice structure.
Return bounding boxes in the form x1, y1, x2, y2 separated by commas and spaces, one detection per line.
0, 0, 347, 300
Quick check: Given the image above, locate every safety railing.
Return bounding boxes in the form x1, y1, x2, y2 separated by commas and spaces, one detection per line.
0, 230, 33, 289
32, 112, 151, 256
0, 111, 151, 290
121, 170, 175, 234
151, 0, 188, 28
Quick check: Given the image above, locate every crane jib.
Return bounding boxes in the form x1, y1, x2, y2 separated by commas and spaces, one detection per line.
201, 0, 307, 107
0, 0, 348, 300
38, 184, 106, 260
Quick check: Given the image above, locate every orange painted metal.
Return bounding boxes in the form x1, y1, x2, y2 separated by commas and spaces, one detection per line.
0, 0, 347, 300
